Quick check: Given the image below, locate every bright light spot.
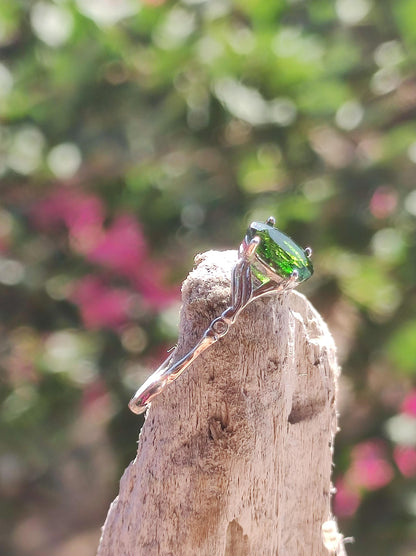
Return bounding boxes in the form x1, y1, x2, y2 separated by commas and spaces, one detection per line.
0, 258, 25, 285
303, 178, 334, 202
7, 126, 45, 175
405, 492, 416, 516
159, 303, 181, 337
69, 360, 98, 385
0, 63, 13, 98
404, 190, 416, 216
371, 228, 405, 262
335, 0, 372, 25
407, 142, 416, 164
76, 0, 139, 27
269, 98, 297, 126
45, 331, 80, 369
372, 284, 402, 318
196, 37, 224, 63
162, 151, 188, 177
30, 2, 73, 47
153, 8, 196, 49
202, 0, 231, 20
228, 27, 255, 55
181, 203, 205, 228
47, 142, 82, 179
272, 27, 302, 57
215, 78, 266, 125
335, 100, 364, 130
214, 78, 296, 127
374, 40, 405, 68
122, 362, 152, 392
370, 67, 401, 95
45, 275, 72, 300
272, 27, 323, 61
121, 326, 148, 354
43, 330, 98, 383
309, 126, 354, 168
385, 414, 416, 446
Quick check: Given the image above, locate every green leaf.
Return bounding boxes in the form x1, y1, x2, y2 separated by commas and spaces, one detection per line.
388, 321, 416, 374
394, 0, 416, 44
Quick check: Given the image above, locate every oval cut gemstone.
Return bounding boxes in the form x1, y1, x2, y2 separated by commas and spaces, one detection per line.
245, 221, 313, 283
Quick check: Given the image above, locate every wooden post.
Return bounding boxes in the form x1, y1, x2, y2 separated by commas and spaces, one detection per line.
97, 250, 342, 556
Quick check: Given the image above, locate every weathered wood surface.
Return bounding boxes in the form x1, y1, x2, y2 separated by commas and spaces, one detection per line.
97, 250, 341, 556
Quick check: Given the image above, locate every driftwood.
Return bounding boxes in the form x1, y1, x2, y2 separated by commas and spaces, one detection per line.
98, 250, 343, 556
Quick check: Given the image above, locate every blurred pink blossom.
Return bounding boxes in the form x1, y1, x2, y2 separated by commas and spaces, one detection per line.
349, 440, 394, 491
334, 439, 395, 518
86, 214, 177, 307
333, 478, 361, 518
71, 275, 132, 330
369, 186, 398, 219
86, 214, 146, 278
32, 188, 178, 310
401, 390, 416, 417
31, 188, 105, 236
394, 446, 416, 478
133, 261, 178, 309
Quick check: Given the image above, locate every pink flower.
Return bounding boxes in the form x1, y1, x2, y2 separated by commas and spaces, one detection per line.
32, 188, 179, 310
394, 446, 416, 478
369, 186, 397, 219
86, 214, 178, 307
71, 275, 132, 330
31, 188, 104, 234
86, 214, 147, 278
333, 478, 361, 518
348, 440, 394, 491
133, 260, 178, 309
333, 439, 395, 518
401, 391, 416, 417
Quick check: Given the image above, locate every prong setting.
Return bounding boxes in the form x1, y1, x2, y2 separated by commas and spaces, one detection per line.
304, 247, 312, 258
266, 216, 276, 226
290, 269, 299, 281
245, 235, 261, 259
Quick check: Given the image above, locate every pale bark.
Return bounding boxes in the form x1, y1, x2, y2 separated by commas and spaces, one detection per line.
98, 250, 342, 556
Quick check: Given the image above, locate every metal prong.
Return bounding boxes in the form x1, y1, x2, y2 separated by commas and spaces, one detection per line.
245, 235, 261, 259
266, 216, 276, 226
290, 269, 299, 281
304, 247, 312, 258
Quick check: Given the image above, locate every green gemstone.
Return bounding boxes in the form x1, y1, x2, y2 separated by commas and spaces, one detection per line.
245, 221, 313, 284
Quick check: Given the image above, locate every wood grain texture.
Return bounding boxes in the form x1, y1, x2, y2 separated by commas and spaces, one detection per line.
97, 250, 341, 556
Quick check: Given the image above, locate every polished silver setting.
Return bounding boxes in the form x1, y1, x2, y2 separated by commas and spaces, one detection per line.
305, 246, 312, 258
128, 219, 302, 415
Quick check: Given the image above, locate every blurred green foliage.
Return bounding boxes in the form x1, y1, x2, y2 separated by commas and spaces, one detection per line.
0, 0, 416, 554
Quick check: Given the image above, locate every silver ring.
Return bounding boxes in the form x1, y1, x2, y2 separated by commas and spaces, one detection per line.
128, 217, 313, 415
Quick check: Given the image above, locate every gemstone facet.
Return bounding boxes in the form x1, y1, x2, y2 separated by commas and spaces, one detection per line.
245, 221, 313, 284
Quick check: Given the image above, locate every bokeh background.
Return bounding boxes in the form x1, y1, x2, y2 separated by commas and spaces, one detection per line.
1, 0, 416, 554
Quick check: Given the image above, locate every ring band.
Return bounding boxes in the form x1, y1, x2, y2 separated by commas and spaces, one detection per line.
128, 217, 313, 415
